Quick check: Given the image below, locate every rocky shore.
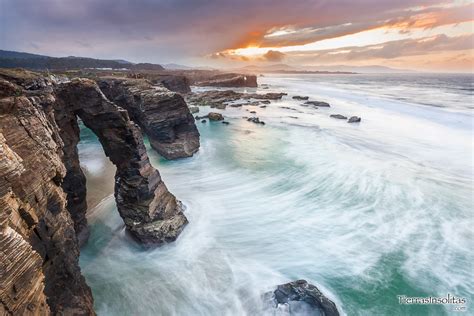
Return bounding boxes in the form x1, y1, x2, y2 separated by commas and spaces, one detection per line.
0, 69, 95, 314
0, 68, 198, 313
1, 68, 343, 315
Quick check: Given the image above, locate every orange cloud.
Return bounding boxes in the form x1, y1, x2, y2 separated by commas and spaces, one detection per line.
386, 2, 474, 30
222, 3, 473, 51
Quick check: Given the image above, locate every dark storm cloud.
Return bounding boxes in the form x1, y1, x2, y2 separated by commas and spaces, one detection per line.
0, 0, 452, 62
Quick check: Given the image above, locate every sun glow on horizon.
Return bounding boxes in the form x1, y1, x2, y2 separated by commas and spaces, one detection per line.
222, 21, 473, 59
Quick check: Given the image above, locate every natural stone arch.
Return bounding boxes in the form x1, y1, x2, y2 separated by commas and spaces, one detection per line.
54, 79, 187, 245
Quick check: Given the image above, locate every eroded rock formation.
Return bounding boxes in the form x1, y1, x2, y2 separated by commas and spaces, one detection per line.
54, 78, 188, 245
1, 69, 191, 314
0, 70, 94, 315
98, 78, 200, 159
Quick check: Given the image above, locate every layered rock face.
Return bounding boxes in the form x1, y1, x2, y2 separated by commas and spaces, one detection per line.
125, 73, 191, 94
0, 70, 94, 314
1, 69, 191, 314
54, 78, 188, 244
194, 73, 257, 88
98, 78, 200, 159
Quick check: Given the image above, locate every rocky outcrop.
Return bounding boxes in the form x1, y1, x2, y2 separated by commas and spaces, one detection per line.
155, 75, 191, 94
194, 73, 257, 87
247, 117, 265, 125
125, 73, 191, 94
330, 114, 347, 119
195, 112, 224, 121
302, 101, 330, 107
265, 280, 339, 316
54, 78, 188, 245
0, 70, 94, 314
348, 116, 361, 123
292, 95, 309, 100
186, 90, 287, 109
98, 78, 200, 160
208, 112, 224, 121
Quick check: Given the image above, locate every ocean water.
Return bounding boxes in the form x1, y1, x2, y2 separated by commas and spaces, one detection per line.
79, 73, 473, 316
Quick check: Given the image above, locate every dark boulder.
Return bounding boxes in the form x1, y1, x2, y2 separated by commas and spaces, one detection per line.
348, 116, 361, 123
208, 112, 224, 121
266, 280, 339, 316
247, 117, 265, 125
293, 96, 309, 100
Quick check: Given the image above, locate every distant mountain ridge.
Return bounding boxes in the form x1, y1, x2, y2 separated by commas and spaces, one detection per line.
0, 49, 163, 71
0, 50, 49, 59
163, 63, 217, 71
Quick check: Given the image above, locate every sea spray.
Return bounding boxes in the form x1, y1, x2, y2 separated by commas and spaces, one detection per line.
80, 74, 473, 316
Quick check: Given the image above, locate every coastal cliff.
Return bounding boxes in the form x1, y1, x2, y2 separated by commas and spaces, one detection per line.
0, 70, 94, 314
0, 69, 196, 313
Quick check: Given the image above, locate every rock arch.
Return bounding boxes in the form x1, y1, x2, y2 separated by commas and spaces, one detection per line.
54, 79, 187, 245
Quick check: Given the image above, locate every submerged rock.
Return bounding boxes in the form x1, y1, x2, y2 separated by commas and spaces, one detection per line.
293, 95, 309, 100
303, 101, 330, 107
208, 112, 224, 121
265, 280, 340, 316
348, 116, 361, 123
247, 117, 265, 125
246, 92, 287, 100
222, 121, 230, 125
330, 114, 347, 119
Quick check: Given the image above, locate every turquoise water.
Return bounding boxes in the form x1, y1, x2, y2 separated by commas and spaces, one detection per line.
79, 74, 473, 315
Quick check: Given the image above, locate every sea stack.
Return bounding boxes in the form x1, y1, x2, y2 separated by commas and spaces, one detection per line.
98, 78, 200, 160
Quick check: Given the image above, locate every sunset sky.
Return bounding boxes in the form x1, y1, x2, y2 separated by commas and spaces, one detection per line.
0, 0, 473, 72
